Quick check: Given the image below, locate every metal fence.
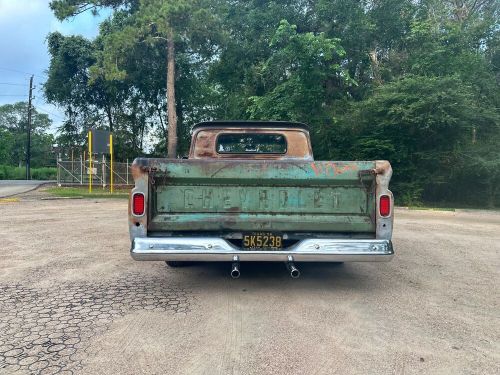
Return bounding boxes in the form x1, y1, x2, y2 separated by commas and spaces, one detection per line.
57, 156, 133, 187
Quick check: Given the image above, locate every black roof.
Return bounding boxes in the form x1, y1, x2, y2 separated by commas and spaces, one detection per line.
192, 120, 309, 131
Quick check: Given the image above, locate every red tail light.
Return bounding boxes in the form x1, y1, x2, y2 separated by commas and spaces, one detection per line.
132, 193, 145, 216
379, 195, 391, 217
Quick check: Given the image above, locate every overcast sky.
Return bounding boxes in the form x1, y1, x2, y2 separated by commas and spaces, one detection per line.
0, 0, 109, 132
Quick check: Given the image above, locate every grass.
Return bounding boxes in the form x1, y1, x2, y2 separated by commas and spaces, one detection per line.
45, 186, 129, 199
407, 206, 456, 212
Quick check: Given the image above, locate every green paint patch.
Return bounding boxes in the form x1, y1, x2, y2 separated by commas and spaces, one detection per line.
45, 187, 129, 199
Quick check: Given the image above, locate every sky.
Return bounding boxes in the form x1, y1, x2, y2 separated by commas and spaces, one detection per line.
0, 0, 109, 132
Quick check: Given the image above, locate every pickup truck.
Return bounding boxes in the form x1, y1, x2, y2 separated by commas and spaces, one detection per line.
129, 121, 394, 278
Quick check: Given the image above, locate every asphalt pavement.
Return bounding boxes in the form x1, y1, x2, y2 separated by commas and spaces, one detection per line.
0, 180, 53, 198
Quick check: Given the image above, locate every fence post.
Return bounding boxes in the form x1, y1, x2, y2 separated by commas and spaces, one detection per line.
80, 154, 83, 185
126, 159, 129, 185
57, 154, 61, 187
102, 154, 106, 189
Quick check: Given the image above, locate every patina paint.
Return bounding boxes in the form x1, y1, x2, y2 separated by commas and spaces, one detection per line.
139, 159, 377, 233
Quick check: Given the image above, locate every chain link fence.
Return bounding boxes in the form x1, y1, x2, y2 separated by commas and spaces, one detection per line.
57, 156, 133, 187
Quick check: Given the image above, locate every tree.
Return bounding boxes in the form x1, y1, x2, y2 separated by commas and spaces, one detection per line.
0, 102, 54, 167
45, 0, 499, 206
49, 0, 221, 158
246, 20, 348, 125
324, 75, 500, 205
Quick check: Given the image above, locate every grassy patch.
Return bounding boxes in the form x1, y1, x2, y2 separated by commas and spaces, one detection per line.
407, 206, 456, 212
45, 186, 129, 199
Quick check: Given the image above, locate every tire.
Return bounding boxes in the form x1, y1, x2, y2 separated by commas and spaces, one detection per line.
165, 261, 191, 267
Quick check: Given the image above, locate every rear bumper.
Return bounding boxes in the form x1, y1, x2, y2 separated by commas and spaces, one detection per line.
131, 237, 394, 262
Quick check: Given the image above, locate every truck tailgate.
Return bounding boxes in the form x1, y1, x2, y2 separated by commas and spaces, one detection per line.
144, 159, 376, 234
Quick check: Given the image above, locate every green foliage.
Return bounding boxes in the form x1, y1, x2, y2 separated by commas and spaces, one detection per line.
44, 0, 500, 207
323, 75, 499, 206
247, 20, 348, 122
0, 165, 57, 180
0, 102, 55, 168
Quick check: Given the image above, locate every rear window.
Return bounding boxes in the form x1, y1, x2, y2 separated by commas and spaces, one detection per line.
216, 133, 287, 154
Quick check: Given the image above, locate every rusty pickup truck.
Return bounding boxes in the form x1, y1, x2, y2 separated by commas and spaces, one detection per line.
129, 121, 394, 278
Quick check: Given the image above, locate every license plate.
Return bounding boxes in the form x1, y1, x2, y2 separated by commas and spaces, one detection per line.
242, 232, 283, 250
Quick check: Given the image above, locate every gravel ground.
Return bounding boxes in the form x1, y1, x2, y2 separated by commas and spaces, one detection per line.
0, 192, 499, 375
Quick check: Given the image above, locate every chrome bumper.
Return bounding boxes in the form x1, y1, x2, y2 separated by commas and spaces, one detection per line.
131, 237, 394, 262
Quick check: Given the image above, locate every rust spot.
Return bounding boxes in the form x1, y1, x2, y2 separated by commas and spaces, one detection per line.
310, 162, 322, 176
374, 160, 391, 176
331, 163, 358, 175
311, 162, 359, 176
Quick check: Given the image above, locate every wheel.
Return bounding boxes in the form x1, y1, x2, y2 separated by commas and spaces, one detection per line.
165, 261, 191, 267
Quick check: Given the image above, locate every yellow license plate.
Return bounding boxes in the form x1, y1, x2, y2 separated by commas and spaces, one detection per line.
242, 232, 283, 250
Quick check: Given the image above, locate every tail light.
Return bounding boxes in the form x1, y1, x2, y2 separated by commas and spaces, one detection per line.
379, 195, 391, 217
132, 193, 145, 216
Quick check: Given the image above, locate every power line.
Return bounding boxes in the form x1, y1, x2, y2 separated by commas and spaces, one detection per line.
0, 67, 48, 78
0, 67, 33, 76
0, 94, 27, 97
34, 105, 65, 120
0, 82, 27, 86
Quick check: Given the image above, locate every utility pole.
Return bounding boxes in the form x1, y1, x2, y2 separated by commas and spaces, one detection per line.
26, 75, 34, 180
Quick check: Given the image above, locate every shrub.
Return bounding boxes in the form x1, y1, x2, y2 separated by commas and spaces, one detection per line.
0, 165, 56, 180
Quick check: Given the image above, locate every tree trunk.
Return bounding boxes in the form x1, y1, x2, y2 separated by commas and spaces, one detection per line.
369, 48, 382, 85
106, 105, 113, 132
157, 107, 167, 141
166, 28, 178, 158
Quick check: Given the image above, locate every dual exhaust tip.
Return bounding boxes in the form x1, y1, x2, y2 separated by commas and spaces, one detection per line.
231, 258, 241, 279
230, 255, 300, 279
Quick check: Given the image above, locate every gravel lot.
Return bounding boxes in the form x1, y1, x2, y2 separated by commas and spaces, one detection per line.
0, 191, 499, 375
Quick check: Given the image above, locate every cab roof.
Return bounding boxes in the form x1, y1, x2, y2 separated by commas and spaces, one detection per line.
192, 120, 309, 131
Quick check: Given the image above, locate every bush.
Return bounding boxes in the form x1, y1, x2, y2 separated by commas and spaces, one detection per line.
0, 165, 57, 180
31, 167, 57, 180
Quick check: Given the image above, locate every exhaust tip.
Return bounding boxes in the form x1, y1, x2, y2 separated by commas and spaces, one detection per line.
231, 256, 240, 279
231, 268, 240, 279
286, 255, 300, 279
